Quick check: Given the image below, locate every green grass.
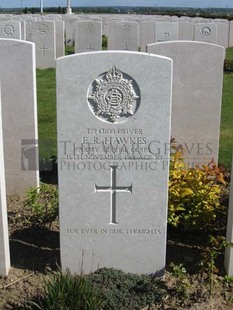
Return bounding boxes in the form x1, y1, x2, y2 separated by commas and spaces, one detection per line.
37, 68, 57, 160
226, 47, 233, 61
37, 49, 233, 169
219, 73, 233, 168
65, 45, 75, 55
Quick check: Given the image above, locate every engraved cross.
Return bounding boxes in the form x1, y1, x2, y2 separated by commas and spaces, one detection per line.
95, 166, 132, 225
86, 44, 95, 51
40, 43, 48, 56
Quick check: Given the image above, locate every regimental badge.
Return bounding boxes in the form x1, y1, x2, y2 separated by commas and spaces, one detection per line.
200, 26, 211, 37
87, 65, 140, 124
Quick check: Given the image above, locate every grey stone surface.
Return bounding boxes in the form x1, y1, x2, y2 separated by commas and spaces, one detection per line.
31, 21, 56, 68
75, 20, 102, 53
194, 23, 217, 44
64, 17, 79, 46
55, 20, 65, 58
229, 21, 233, 48
0, 21, 21, 39
0, 39, 39, 194
147, 41, 224, 167
57, 51, 172, 275
178, 22, 194, 40
21, 21, 26, 40
25, 20, 33, 41
0, 90, 10, 277
107, 21, 117, 50
216, 22, 229, 48
114, 21, 139, 51
155, 22, 178, 42
140, 21, 156, 52
101, 16, 108, 36
225, 158, 233, 276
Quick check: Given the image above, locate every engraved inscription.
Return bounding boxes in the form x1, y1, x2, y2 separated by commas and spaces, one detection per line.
38, 24, 49, 35
3, 24, 14, 36
95, 166, 132, 225
200, 26, 211, 37
87, 65, 140, 124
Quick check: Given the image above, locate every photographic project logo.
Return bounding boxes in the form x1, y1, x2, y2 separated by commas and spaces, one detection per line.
21, 139, 55, 171
21, 139, 39, 171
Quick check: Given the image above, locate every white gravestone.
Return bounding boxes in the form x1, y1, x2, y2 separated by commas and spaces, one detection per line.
229, 21, 233, 48
0, 21, 21, 39
194, 23, 217, 44
225, 159, 233, 276
31, 21, 56, 68
55, 20, 65, 58
0, 89, 10, 277
101, 16, 108, 36
75, 20, 102, 53
107, 18, 122, 50
140, 21, 156, 52
178, 22, 194, 41
21, 21, 26, 40
25, 20, 33, 41
147, 41, 224, 167
114, 21, 139, 51
216, 22, 229, 48
57, 51, 172, 275
107, 21, 118, 50
0, 39, 39, 194
65, 17, 79, 46
155, 22, 178, 42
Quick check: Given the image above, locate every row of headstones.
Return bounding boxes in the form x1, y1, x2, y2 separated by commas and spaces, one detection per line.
56, 16, 233, 49
0, 20, 64, 68
0, 38, 232, 278
1, 19, 233, 69
1, 13, 233, 35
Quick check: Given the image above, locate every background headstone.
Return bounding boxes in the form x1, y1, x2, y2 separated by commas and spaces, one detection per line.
115, 21, 139, 51
229, 21, 233, 48
178, 22, 194, 40
107, 21, 117, 50
194, 23, 217, 44
216, 22, 229, 48
25, 21, 33, 41
31, 21, 56, 68
75, 20, 102, 53
55, 20, 65, 58
0, 89, 10, 277
57, 51, 172, 275
155, 22, 178, 42
20, 21, 26, 40
147, 41, 224, 167
0, 39, 39, 194
64, 17, 78, 46
0, 21, 21, 39
140, 21, 156, 52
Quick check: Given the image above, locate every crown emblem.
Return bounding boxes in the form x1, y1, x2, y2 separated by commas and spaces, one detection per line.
87, 65, 140, 123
